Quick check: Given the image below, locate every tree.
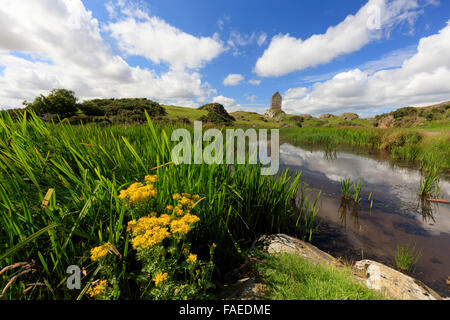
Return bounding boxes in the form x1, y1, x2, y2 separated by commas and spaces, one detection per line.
24, 89, 78, 118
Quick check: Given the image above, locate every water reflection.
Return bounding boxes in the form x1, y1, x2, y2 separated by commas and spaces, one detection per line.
280, 142, 450, 235
279, 142, 450, 296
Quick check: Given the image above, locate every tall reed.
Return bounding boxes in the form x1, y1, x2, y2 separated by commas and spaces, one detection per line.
0, 111, 301, 299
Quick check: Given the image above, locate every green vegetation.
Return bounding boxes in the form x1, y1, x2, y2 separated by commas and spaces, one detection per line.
253, 252, 387, 300
198, 103, 235, 125
395, 245, 422, 273
352, 178, 363, 203
295, 186, 321, 242
340, 177, 352, 200
0, 111, 307, 300
280, 127, 450, 169
419, 166, 441, 198
24, 89, 78, 119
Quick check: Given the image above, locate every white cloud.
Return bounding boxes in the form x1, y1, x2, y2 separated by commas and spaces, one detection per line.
212, 95, 242, 112
223, 73, 244, 86
227, 31, 268, 56
255, 0, 437, 77
0, 0, 219, 109
248, 79, 261, 86
284, 87, 308, 100
257, 32, 267, 46
283, 21, 450, 116
106, 2, 224, 70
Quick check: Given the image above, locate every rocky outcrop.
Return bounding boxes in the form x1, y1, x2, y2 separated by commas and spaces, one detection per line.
354, 260, 442, 300
319, 113, 336, 119
264, 109, 285, 120
339, 113, 359, 121
377, 115, 395, 128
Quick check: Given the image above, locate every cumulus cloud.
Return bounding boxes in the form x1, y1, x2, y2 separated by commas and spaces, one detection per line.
212, 95, 242, 112
255, 0, 437, 77
223, 74, 244, 86
0, 0, 220, 108
106, 2, 224, 70
282, 21, 450, 116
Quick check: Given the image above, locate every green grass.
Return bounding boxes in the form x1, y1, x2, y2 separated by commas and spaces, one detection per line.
419, 166, 441, 198
254, 252, 388, 300
0, 111, 305, 299
340, 177, 352, 200
395, 245, 422, 273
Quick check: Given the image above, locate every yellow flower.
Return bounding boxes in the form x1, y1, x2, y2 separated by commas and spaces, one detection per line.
181, 213, 200, 224
170, 219, 191, 235
212, 243, 217, 248
182, 248, 189, 255
166, 205, 174, 211
118, 182, 157, 205
174, 206, 184, 216
186, 253, 197, 264
153, 272, 168, 287
182, 193, 191, 198
145, 175, 158, 184
86, 280, 107, 297
90, 243, 111, 261
172, 193, 181, 200
131, 227, 170, 249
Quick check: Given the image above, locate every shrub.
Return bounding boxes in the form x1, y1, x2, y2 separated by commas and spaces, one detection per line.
24, 89, 78, 118
79, 101, 105, 116
198, 103, 235, 125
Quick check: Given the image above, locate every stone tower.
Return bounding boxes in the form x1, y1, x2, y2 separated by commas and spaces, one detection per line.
270, 92, 282, 111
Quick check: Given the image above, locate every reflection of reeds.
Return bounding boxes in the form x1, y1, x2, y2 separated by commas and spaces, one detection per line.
395, 245, 422, 273
323, 144, 337, 161
338, 198, 349, 227
418, 198, 436, 223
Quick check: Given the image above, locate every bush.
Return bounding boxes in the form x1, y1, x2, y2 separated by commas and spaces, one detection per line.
79, 101, 105, 116
24, 89, 78, 118
393, 107, 417, 119
198, 103, 235, 125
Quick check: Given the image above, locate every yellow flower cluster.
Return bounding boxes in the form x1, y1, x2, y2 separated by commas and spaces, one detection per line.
145, 175, 158, 184
86, 280, 107, 297
127, 215, 171, 249
170, 214, 200, 235
118, 178, 157, 205
186, 253, 198, 264
153, 272, 168, 287
168, 193, 201, 217
90, 242, 111, 261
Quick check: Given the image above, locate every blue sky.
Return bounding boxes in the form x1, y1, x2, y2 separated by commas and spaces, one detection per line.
1, 0, 450, 116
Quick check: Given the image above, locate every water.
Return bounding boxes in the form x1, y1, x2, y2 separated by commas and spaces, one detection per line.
278, 142, 450, 296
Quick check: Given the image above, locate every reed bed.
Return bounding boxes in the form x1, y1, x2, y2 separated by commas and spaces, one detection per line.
0, 111, 303, 299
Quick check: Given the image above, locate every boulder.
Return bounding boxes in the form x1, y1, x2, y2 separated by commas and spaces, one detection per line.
251, 234, 341, 267
339, 113, 359, 121
354, 260, 442, 300
319, 113, 336, 119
